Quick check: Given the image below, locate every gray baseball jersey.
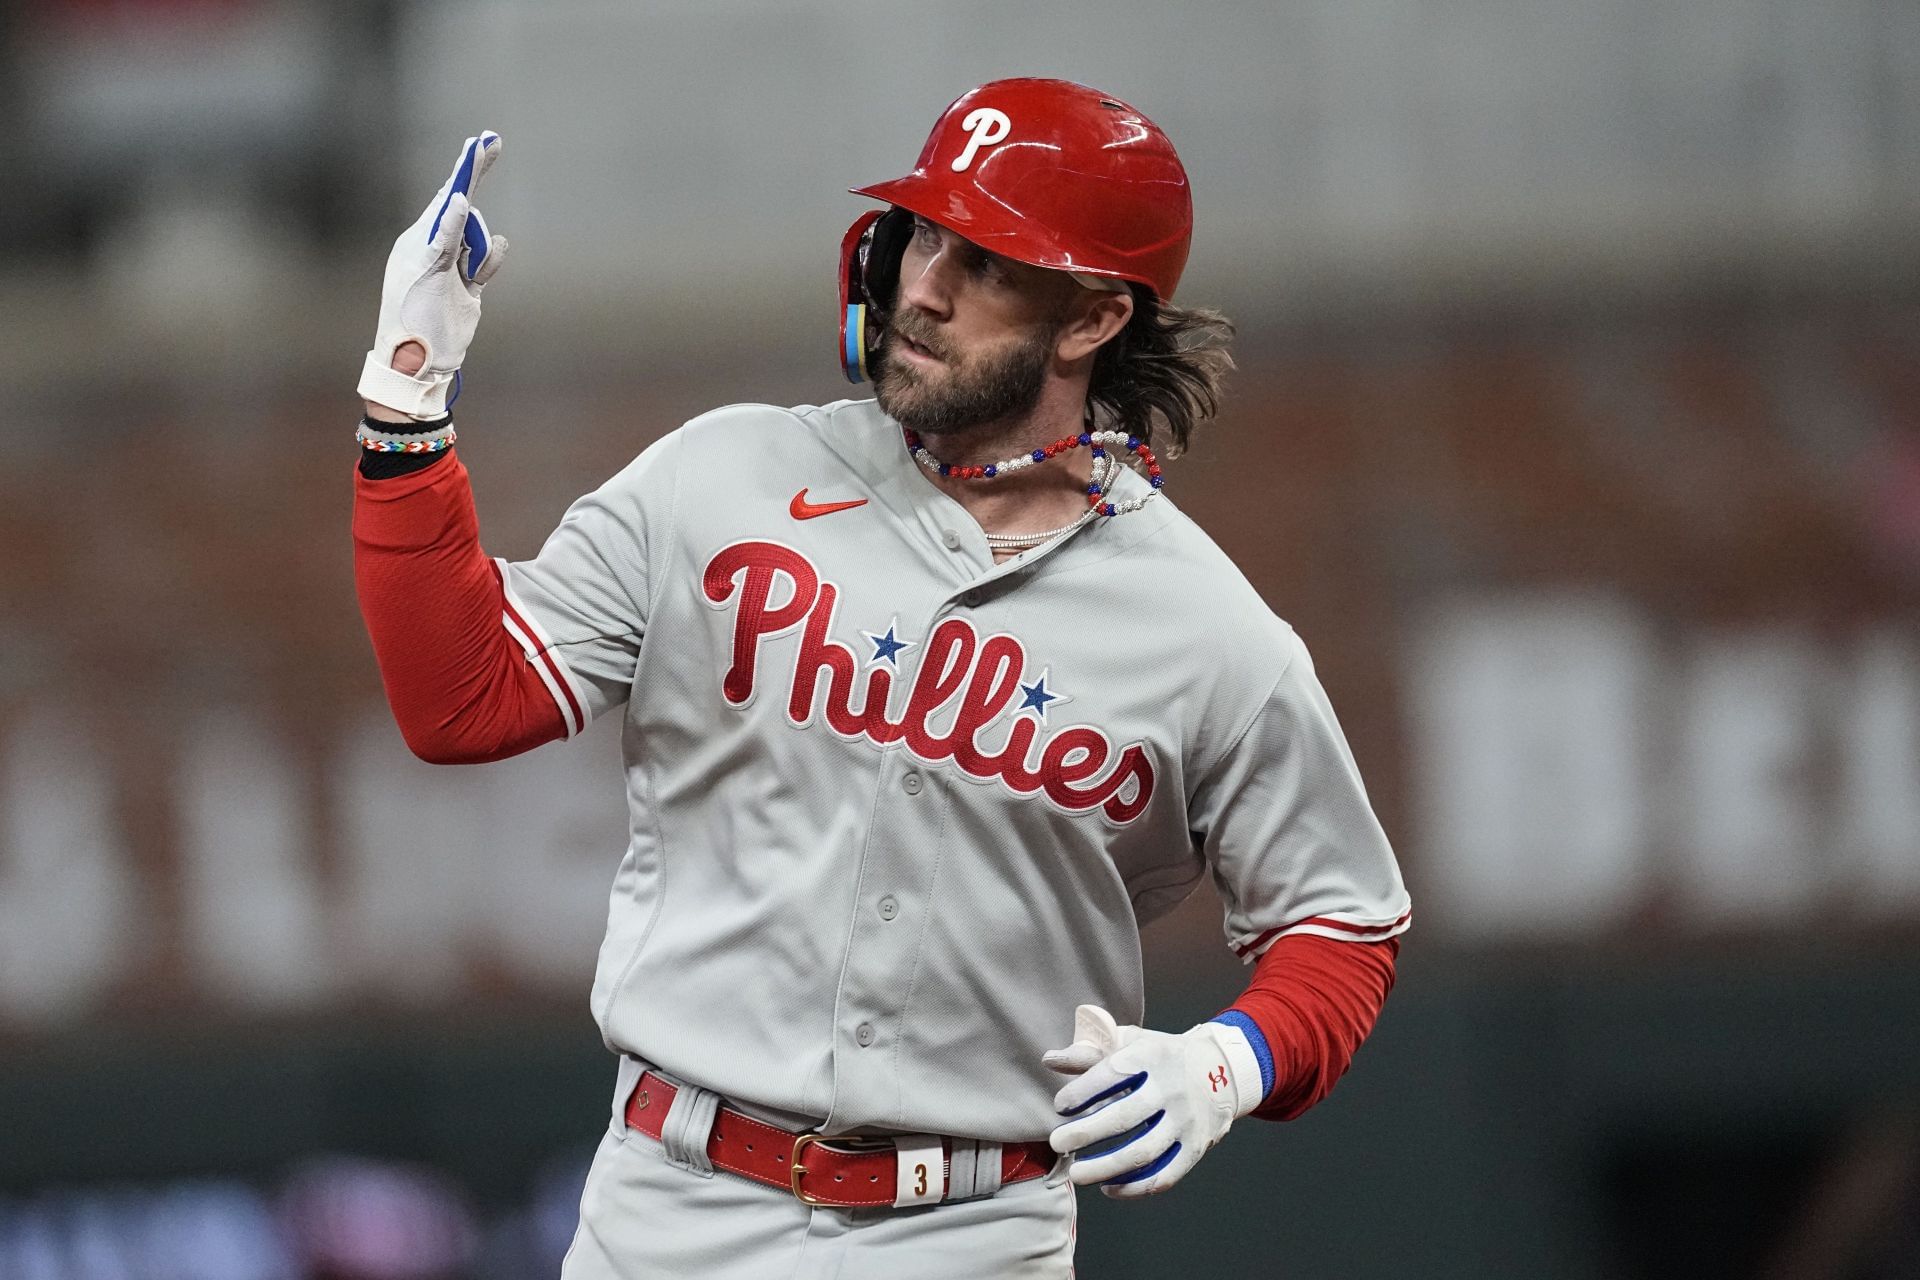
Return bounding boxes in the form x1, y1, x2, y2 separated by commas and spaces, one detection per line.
501, 397, 1410, 1142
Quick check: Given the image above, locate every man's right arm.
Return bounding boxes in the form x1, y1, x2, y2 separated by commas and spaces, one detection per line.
352, 134, 571, 763
353, 444, 572, 764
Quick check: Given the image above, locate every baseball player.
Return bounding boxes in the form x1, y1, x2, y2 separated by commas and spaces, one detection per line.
352, 79, 1409, 1278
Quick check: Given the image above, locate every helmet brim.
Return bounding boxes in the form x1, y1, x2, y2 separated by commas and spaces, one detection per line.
850, 174, 1145, 293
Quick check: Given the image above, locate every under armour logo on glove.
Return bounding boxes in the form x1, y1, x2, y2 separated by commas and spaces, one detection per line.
1041, 1005, 1265, 1199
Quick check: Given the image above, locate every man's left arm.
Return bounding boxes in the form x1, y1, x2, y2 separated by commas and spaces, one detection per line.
1217, 930, 1399, 1122
1045, 627, 1410, 1196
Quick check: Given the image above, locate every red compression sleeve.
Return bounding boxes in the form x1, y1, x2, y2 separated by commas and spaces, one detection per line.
1225, 933, 1400, 1122
353, 452, 569, 763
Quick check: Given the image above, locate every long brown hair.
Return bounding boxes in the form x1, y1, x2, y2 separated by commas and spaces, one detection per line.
1085, 285, 1236, 457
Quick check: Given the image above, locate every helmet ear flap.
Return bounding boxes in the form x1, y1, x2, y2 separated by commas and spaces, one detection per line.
862, 207, 912, 314
838, 208, 914, 383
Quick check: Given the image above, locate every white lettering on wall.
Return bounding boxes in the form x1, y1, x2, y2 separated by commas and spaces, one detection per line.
1676, 635, 1823, 919
0, 714, 135, 1022
1411, 600, 1920, 936
179, 711, 332, 1007
332, 709, 623, 1000
333, 713, 493, 998
1843, 632, 1920, 906
1407, 595, 1653, 936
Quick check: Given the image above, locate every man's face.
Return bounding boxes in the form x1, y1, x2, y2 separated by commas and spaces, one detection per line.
872, 216, 1074, 440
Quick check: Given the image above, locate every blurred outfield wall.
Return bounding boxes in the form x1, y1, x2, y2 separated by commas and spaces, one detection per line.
2, 2, 1919, 1276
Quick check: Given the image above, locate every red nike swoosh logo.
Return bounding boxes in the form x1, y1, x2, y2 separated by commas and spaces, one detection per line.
790, 488, 869, 520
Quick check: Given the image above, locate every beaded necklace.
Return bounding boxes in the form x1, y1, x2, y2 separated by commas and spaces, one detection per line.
977, 454, 1119, 552
902, 427, 1166, 532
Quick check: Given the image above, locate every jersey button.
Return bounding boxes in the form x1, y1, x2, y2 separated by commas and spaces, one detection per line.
901, 772, 923, 795
855, 1023, 876, 1047
940, 528, 962, 550
878, 895, 899, 921
961, 590, 981, 607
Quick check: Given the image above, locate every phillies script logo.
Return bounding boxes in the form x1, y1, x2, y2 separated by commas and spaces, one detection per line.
703, 541, 1154, 824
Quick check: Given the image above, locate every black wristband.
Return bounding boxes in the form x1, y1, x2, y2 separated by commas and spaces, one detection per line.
357, 414, 454, 479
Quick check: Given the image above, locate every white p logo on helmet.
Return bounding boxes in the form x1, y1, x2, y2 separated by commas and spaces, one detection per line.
951, 108, 1012, 172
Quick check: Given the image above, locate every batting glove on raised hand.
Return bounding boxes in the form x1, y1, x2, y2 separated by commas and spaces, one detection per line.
1043, 1004, 1265, 1198
358, 131, 510, 420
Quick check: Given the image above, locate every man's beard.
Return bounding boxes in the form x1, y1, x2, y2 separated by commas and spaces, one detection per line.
872, 312, 1056, 440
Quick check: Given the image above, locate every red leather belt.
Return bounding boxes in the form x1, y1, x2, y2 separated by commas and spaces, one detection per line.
623, 1071, 1055, 1209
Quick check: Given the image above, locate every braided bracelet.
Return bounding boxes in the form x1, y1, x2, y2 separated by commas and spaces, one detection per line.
357, 419, 457, 454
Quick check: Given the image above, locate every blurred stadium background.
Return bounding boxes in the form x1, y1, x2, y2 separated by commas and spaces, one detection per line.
2, 0, 1918, 1276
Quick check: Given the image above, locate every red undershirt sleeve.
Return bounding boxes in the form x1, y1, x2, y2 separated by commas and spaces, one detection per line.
352, 451, 569, 763
1219, 933, 1400, 1122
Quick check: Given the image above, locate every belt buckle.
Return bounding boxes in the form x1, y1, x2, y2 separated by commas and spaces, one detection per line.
789, 1132, 897, 1206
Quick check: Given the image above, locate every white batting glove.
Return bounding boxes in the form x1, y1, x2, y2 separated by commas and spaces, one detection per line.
358, 132, 510, 421
1042, 1004, 1265, 1198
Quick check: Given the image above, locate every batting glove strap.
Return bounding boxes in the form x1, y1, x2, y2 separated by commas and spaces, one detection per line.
1208, 1009, 1277, 1099
1043, 1006, 1263, 1198
359, 354, 458, 422
358, 132, 510, 422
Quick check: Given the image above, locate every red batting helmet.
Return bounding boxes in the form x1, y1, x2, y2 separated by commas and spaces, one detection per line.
838, 78, 1194, 383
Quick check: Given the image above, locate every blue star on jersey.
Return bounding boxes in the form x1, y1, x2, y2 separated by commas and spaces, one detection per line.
861, 619, 916, 669
1017, 667, 1072, 724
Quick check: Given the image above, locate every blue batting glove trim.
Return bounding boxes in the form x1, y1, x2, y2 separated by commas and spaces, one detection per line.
1101, 1141, 1182, 1187
1081, 1109, 1166, 1161
1211, 1011, 1275, 1099
429, 133, 499, 246
1058, 1070, 1147, 1117
428, 142, 477, 245
446, 370, 463, 410
462, 205, 491, 280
